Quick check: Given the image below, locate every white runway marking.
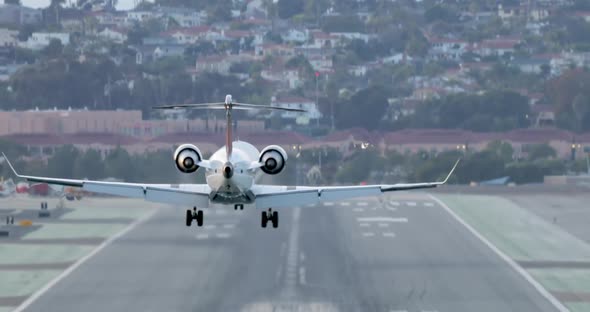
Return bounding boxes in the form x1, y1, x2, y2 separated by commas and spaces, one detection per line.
362, 232, 375, 237
429, 194, 569, 312
357, 217, 408, 223
299, 252, 305, 262
13, 209, 158, 312
406, 202, 417, 206
196, 233, 209, 240
352, 208, 364, 212
359, 223, 370, 227
216, 233, 231, 239
378, 223, 389, 227
203, 224, 217, 230
424, 202, 434, 207
223, 224, 235, 229
385, 207, 397, 212
340, 202, 350, 206
382, 232, 396, 238
323, 202, 334, 206
357, 202, 369, 206
390, 201, 400, 206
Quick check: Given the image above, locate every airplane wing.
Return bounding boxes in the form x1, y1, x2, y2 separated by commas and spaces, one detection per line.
251, 158, 460, 209
2, 153, 210, 207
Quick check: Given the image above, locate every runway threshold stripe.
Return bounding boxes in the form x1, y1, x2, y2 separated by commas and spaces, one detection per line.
428, 194, 569, 312
12, 209, 158, 312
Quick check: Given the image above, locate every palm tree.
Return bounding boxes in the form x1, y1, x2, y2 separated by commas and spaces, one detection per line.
49, 0, 65, 25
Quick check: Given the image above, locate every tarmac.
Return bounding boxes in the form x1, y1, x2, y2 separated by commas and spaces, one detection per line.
1, 187, 590, 311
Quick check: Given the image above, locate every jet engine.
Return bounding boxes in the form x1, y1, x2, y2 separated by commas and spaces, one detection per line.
174, 144, 203, 173
259, 145, 287, 175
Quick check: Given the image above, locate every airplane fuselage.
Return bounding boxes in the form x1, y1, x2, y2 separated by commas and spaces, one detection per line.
205, 141, 259, 204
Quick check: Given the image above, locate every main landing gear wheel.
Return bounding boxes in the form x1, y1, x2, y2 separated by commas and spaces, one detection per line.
186, 207, 203, 227
261, 208, 279, 228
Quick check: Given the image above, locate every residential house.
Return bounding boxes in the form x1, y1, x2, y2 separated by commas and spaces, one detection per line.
574, 11, 590, 22
126, 10, 155, 23
164, 26, 210, 44
261, 68, 302, 89
98, 27, 128, 44
311, 30, 340, 48
254, 44, 295, 57
511, 57, 549, 74
332, 32, 373, 43
0, 29, 17, 47
22, 32, 70, 50
428, 37, 469, 60
155, 6, 206, 27
271, 96, 322, 123
195, 55, 231, 75
308, 55, 333, 71
474, 38, 521, 57
0, 4, 41, 25
281, 29, 308, 43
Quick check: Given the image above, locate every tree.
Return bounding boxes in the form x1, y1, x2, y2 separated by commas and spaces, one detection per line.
526, 143, 557, 161
278, 0, 304, 19
486, 140, 514, 162
42, 39, 64, 59
424, 5, 457, 24
336, 86, 388, 130
74, 149, 105, 180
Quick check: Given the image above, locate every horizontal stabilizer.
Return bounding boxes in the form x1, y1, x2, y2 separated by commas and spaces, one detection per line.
153, 102, 306, 112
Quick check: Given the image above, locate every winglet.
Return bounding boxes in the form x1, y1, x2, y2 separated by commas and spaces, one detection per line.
1, 153, 22, 178
441, 158, 461, 184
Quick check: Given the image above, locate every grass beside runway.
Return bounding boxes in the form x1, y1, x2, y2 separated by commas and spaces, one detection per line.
0, 198, 156, 312
23, 223, 128, 239
0, 245, 94, 265
436, 194, 590, 310
0, 271, 60, 297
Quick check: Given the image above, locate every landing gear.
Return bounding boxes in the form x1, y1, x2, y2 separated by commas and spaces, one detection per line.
186, 207, 203, 227
261, 208, 278, 228
234, 204, 244, 210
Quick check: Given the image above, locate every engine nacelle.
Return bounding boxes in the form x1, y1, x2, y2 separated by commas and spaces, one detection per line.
173, 144, 203, 173
259, 145, 287, 175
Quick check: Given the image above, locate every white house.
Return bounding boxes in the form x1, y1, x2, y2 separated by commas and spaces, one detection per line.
22, 32, 70, 50
281, 29, 308, 43
98, 27, 128, 43
156, 7, 206, 27
0, 28, 17, 47
271, 96, 322, 122
261, 68, 302, 89
195, 55, 231, 74
126, 10, 155, 23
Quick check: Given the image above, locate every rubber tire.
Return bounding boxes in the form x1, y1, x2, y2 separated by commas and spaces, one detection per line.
186, 210, 192, 227
261, 211, 267, 228
196, 210, 204, 227
272, 211, 279, 228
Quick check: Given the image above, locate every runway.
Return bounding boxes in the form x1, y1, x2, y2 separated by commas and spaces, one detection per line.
16, 193, 557, 312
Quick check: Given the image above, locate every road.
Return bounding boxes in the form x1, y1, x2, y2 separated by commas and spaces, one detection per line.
21, 193, 557, 312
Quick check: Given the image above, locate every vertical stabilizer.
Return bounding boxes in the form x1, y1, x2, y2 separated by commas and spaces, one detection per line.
224, 94, 233, 160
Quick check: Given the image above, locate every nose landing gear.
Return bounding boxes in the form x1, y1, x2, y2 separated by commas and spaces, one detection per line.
261, 208, 278, 228
234, 204, 244, 210
186, 207, 203, 227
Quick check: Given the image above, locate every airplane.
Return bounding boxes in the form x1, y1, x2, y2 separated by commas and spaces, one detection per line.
2, 94, 460, 228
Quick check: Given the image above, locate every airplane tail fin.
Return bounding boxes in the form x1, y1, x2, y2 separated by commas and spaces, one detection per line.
154, 102, 306, 160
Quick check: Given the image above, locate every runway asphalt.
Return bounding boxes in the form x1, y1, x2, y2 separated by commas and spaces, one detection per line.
17, 193, 558, 312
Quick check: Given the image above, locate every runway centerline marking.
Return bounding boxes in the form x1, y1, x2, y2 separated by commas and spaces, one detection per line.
13, 208, 158, 312
216, 233, 231, 239
222, 224, 235, 229
340, 202, 350, 206
352, 208, 364, 212
424, 202, 434, 207
390, 201, 400, 206
323, 202, 334, 206
382, 232, 396, 237
385, 207, 397, 212
203, 224, 217, 229
362, 232, 375, 237
406, 202, 417, 206
429, 194, 569, 312
359, 223, 370, 227
378, 223, 389, 227
357, 217, 408, 223
357, 202, 368, 206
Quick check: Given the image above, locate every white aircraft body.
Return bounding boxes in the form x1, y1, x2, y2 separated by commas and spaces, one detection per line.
3, 95, 459, 228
